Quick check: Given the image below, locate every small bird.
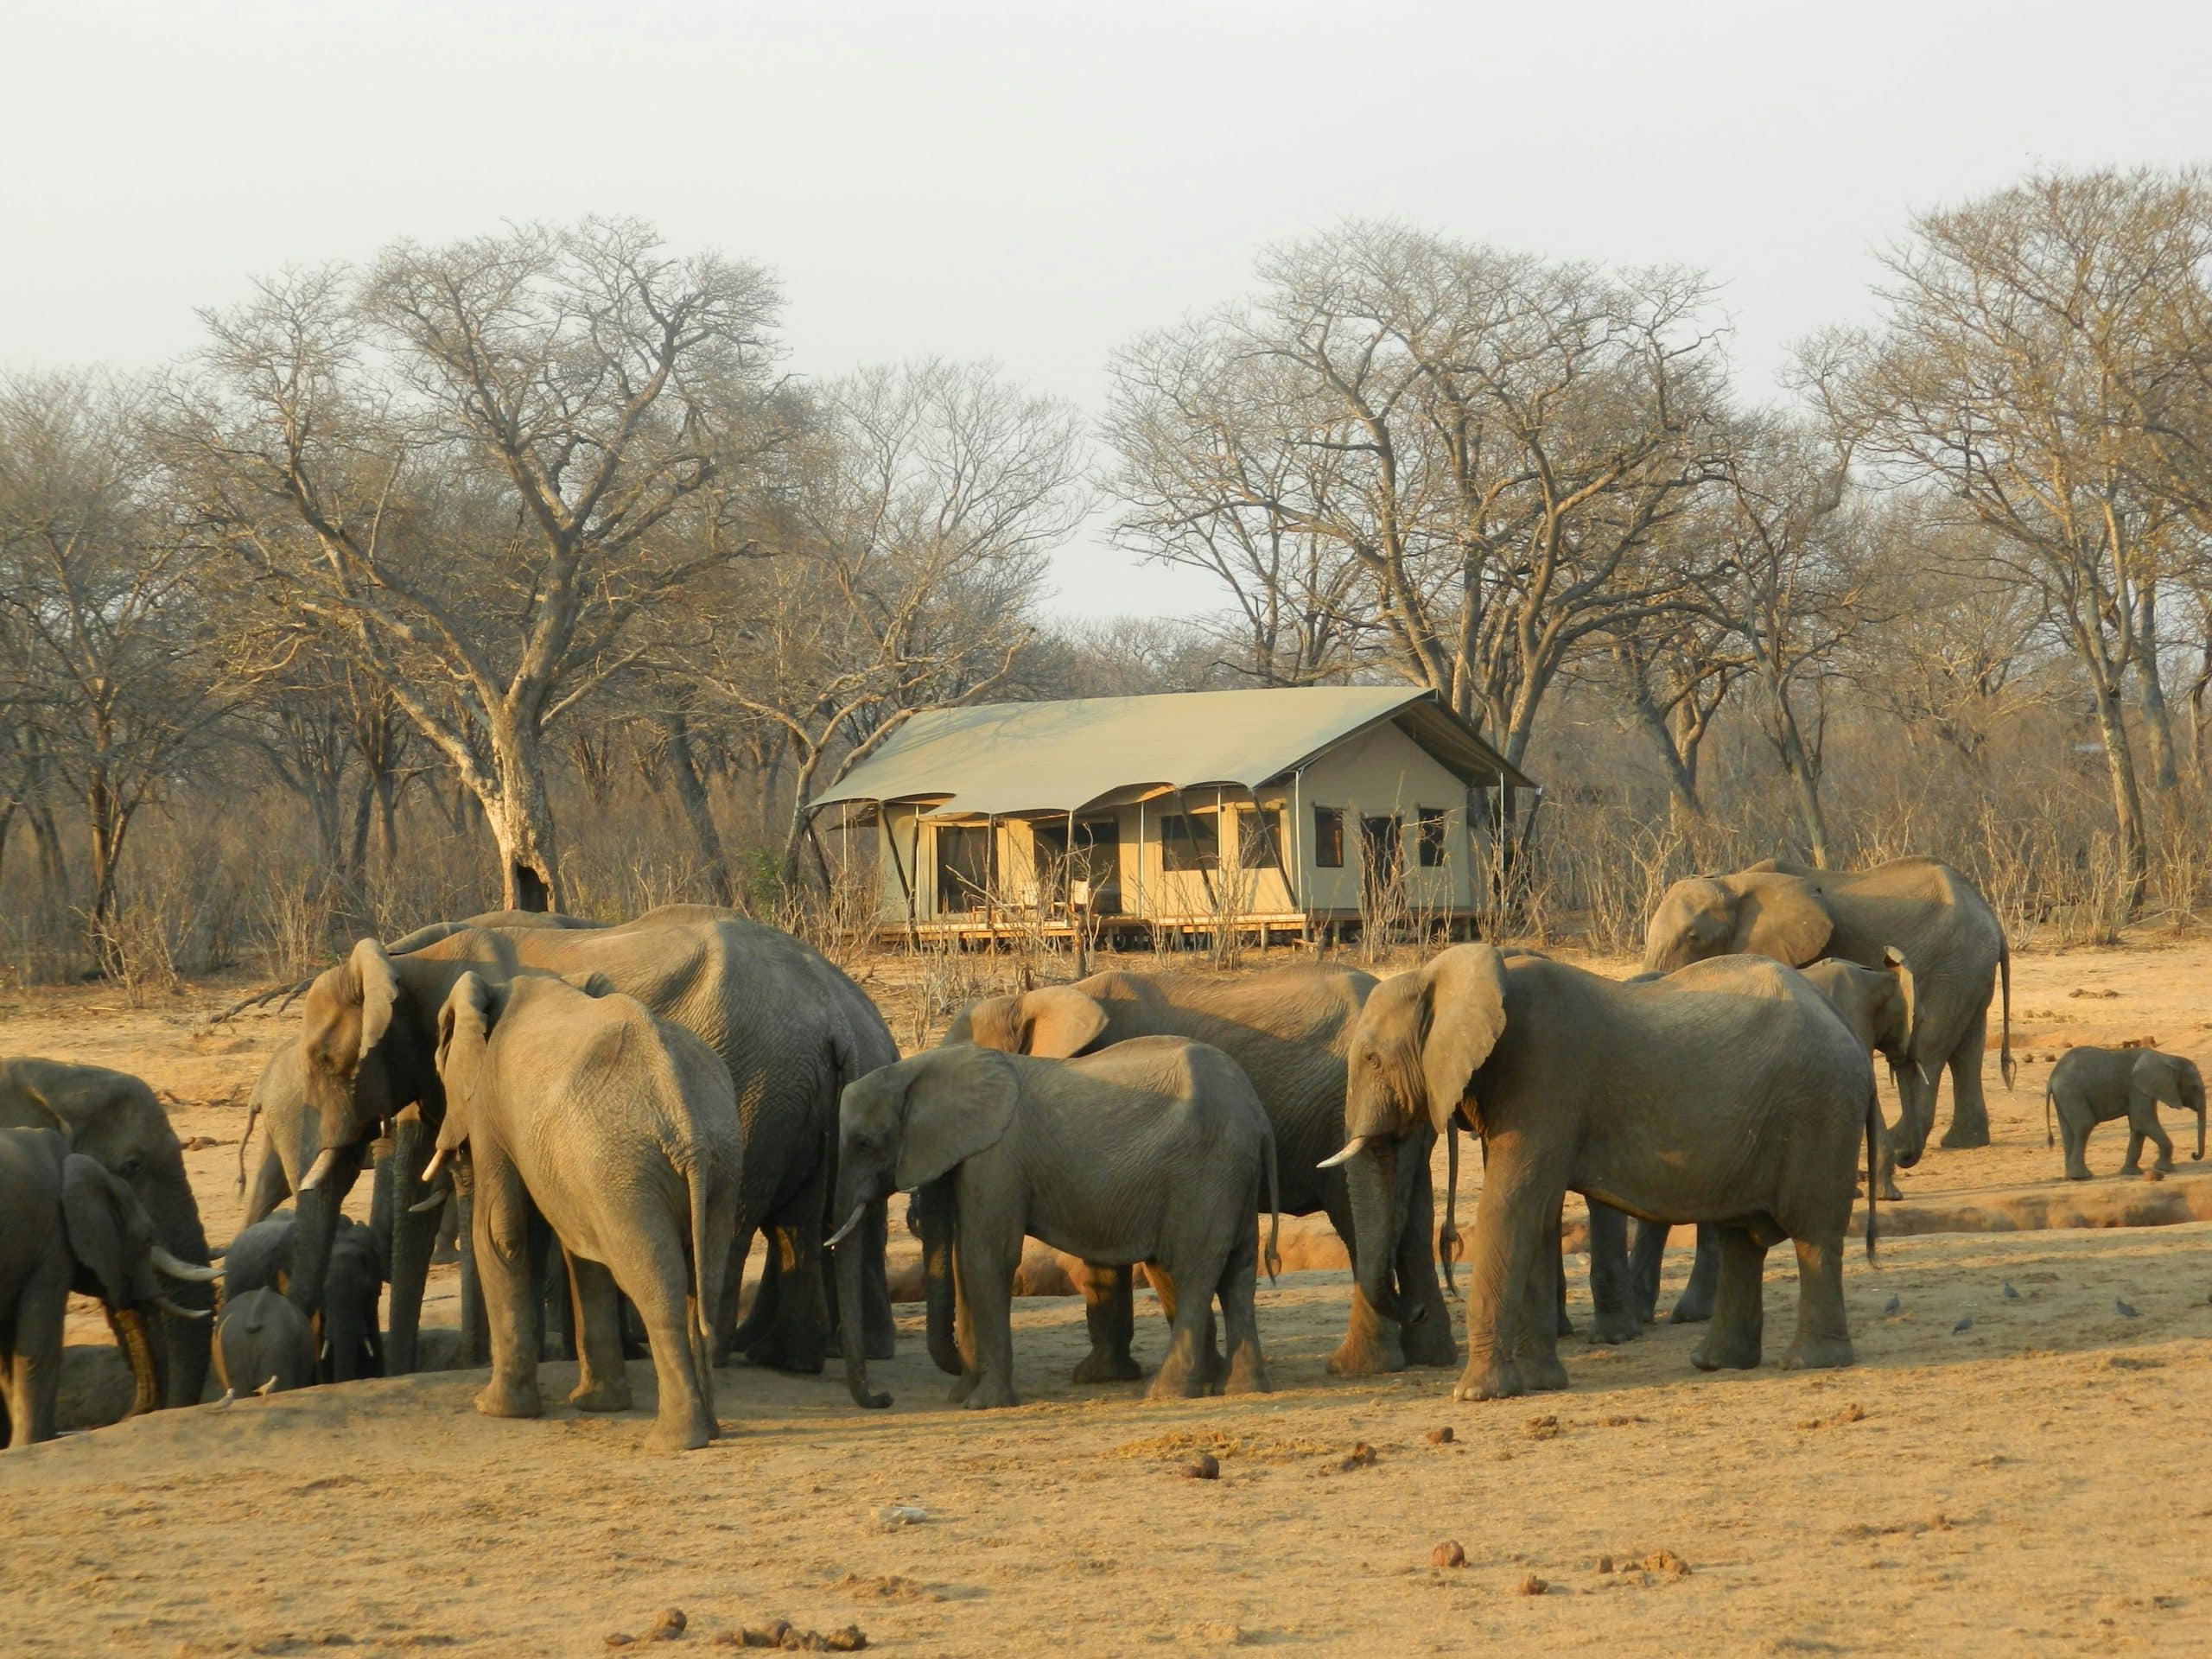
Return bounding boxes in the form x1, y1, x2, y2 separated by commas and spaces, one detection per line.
2116, 1299, 2139, 1319
1952, 1313, 1974, 1334
2001, 1281, 2021, 1300
1883, 1294, 1901, 1316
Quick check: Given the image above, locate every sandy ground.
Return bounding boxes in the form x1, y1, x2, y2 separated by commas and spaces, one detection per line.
3, 937, 2210, 1656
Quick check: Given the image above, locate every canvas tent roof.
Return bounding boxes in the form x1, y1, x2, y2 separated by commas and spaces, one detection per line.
810, 688, 1533, 820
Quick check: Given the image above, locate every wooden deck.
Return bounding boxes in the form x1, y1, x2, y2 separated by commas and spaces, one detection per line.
871, 910, 1481, 947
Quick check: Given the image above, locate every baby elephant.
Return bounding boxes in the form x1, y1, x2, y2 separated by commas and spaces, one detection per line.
1800, 950, 1918, 1203
224, 1211, 385, 1383
215, 1287, 317, 1395
0, 1127, 222, 1447
2046, 1046, 2206, 1180
830, 1036, 1280, 1411
430, 970, 743, 1452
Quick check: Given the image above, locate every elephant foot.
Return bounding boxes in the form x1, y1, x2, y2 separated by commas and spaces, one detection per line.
644, 1413, 713, 1453
1779, 1335, 1855, 1370
1522, 1352, 1570, 1392
1668, 1287, 1716, 1325
862, 1306, 899, 1363
569, 1376, 633, 1413
1556, 1306, 1575, 1338
1689, 1332, 1761, 1371
1587, 1307, 1641, 1346
1452, 1357, 1524, 1402
1878, 1180, 1904, 1203
1325, 1331, 1407, 1376
2064, 1167, 2094, 1183
1402, 1317, 1460, 1369
1939, 1119, 1991, 1150
1072, 1347, 1144, 1384
962, 1377, 1020, 1410
2154, 1158, 2177, 1174
742, 1333, 827, 1376
474, 1376, 543, 1420
1224, 1354, 1271, 1395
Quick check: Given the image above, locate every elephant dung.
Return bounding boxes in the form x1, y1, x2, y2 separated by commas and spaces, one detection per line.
1432, 1541, 1466, 1568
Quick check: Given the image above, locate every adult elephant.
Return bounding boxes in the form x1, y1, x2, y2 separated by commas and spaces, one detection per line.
944, 963, 1441, 1376
1642, 855, 2012, 1154
1332, 946, 1876, 1401
0, 1058, 215, 1410
290, 908, 896, 1376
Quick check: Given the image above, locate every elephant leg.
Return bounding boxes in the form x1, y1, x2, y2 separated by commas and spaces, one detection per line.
1069, 1261, 1141, 1383
727, 1224, 774, 1353
1583, 1203, 1641, 1345
469, 1156, 543, 1421
1779, 1234, 1854, 1370
712, 1227, 753, 1366
1395, 1147, 1459, 1367
566, 1253, 632, 1412
433, 1198, 461, 1266
743, 1223, 829, 1376
1873, 1111, 1903, 1203
2120, 1125, 2145, 1174
1938, 1006, 1993, 1148
1147, 1265, 1224, 1389
952, 1219, 1020, 1410
1670, 1224, 1719, 1324
1148, 1260, 1224, 1401
10, 1261, 68, 1446
1689, 1225, 1766, 1371
1323, 1186, 1408, 1376
1628, 1220, 1669, 1325
627, 1236, 715, 1453
1452, 1149, 1557, 1403
1514, 1206, 1568, 1392
534, 1219, 572, 1361
1217, 1235, 1269, 1396
860, 1198, 896, 1363
455, 1167, 490, 1368
2059, 1105, 2096, 1181
2130, 1099, 2177, 1173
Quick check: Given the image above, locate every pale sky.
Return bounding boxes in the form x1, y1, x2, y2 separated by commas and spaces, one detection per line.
6, 0, 2207, 617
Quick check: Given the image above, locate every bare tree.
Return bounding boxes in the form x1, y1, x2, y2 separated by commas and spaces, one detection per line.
0, 373, 226, 964
170, 219, 788, 910
696, 361, 1085, 887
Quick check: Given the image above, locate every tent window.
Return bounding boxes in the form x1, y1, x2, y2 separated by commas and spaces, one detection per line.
1160, 814, 1218, 873
1416, 807, 1449, 868
1313, 806, 1344, 868
935, 824, 992, 912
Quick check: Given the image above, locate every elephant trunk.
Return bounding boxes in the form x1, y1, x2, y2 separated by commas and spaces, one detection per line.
383, 1116, 440, 1374
111, 1306, 161, 1417
2194, 1081, 2206, 1162
139, 1173, 213, 1409
917, 1177, 961, 1377
285, 1138, 365, 1321
832, 1185, 890, 1410
1346, 1137, 1414, 1326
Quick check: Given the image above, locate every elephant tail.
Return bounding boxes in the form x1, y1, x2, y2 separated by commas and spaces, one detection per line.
1863, 1086, 1880, 1264
236, 1090, 263, 1195
1998, 930, 2017, 1090
1439, 1122, 1462, 1298
2044, 1081, 2055, 1149
1262, 1125, 1281, 1285
685, 1160, 717, 1378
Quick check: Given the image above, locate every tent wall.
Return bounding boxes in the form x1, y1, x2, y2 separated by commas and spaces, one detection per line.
1294, 721, 1482, 914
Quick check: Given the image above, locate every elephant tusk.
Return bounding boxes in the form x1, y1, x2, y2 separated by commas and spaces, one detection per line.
154, 1294, 210, 1320
824, 1205, 868, 1249
410, 1188, 450, 1215
1316, 1136, 1370, 1169
1917, 1063, 1934, 1085
150, 1246, 223, 1283
212, 1389, 236, 1408
420, 1147, 449, 1185
299, 1147, 343, 1192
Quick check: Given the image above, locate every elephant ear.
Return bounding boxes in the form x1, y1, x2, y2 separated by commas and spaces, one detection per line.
433, 973, 497, 1151
60, 1153, 137, 1306
561, 970, 615, 998
1418, 944, 1510, 1135
1881, 946, 1918, 1058
894, 1046, 1020, 1189
2133, 1052, 2189, 1110
1731, 880, 1834, 965
1018, 987, 1109, 1057
350, 938, 404, 1064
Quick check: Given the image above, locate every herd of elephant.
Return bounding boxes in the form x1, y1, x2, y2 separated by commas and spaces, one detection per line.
3, 856, 2204, 1452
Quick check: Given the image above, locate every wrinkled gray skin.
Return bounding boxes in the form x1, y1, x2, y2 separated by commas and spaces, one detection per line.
432, 971, 742, 1452
832, 1039, 1278, 1411
944, 963, 1430, 1379
1338, 947, 1876, 1402
1624, 950, 1919, 1328
0, 1058, 214, 1411
224, 1211, 385, 1382
2045, 1046, 2208, 1180
1643, 855, 2012, 1155
214, 1287, 317, 1395
289, 906, 894, 1382
0, 1127, 221, 1446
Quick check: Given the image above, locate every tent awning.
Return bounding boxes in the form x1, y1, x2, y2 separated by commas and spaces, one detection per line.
810, 688, 1533, 818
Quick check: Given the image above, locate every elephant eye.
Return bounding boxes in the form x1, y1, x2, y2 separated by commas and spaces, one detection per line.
117, 1155, 144, 1179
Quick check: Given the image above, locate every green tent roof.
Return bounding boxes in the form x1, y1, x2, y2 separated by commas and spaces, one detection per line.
810, 688, 1532, 819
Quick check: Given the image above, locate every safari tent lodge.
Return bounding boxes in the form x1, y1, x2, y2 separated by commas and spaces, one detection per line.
809, 688, 1535, 945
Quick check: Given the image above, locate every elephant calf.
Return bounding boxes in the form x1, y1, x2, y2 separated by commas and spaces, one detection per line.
430, 971, 744, 1452
830, 1037, 1280, 1411
2046, 1047, 2207, 1180
215, 1287, 316, 1395
0, 1128, 222, 1447
224, 1211, 385, 1383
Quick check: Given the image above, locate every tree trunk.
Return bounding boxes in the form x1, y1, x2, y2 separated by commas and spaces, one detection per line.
661, 710, 734, 906
483, 723, 563, 912
2092, 682, 2152, 914
2135, 588, 2180, 790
